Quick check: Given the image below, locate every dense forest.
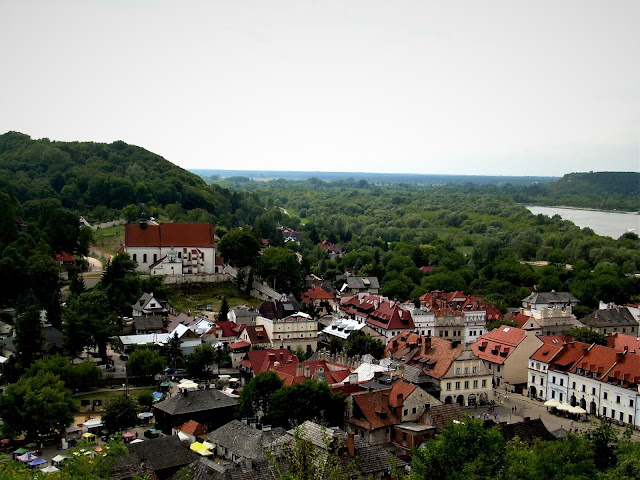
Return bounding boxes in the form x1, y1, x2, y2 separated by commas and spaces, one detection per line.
207, 176, 639, 312
0, 131, 638, 319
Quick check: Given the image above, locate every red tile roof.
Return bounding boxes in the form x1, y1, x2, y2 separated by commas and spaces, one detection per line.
177, 420, 208, 437
242, 349, 299, 375
509, 312, 532, 328
606, 333, 640, 354
239, 325, 271, 345
301, 286, 335, 302
530, 343, 564, 363
367, 301, 414, 331
384, 331, 462, 379
55, 252, 76, 262
229, 340, 251, 350
274, 360, 352, 386
602, 351, 640, 388
471, 326, 527, 365
419, 291, 503, 320
347, 380, 417, 431
213, 321, 240, 338
569, 344, 619, 380
125, 223, 215, 248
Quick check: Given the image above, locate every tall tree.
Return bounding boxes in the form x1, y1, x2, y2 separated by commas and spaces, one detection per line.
13, 305, 44, 367
126, 348, 165, 382
0, 372, 76, 441
258, 247, 304, 294
217, 296, 230, 322
103, 394, 138, 433
218, 228, 262, 267
236, 371, 284, 421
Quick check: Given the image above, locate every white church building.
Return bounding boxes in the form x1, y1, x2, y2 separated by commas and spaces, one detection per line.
124, 221, 219, 275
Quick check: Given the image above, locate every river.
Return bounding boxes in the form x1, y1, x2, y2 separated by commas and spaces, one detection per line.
525, 206, 639, 239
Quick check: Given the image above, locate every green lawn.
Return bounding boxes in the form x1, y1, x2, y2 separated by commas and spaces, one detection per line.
167, 281, 261, 315
72, 387, 153, 413
93, 225, 125, 256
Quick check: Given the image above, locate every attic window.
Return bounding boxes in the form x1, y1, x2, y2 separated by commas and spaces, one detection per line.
503, 327, 510, 332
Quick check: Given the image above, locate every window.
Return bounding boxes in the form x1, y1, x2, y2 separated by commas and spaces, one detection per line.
603, 392, 608, 400
473, 380, 478, 388
532, 375, 536, 383
412, 407, 417, 414
132, 254, 137, 262
446, 382, 451, 391
582, 385, 586, 392
482, 380, 487, 388
153, 253, 157, 262
630, 415, 633, 424
455, 381, 461, 390
559, 393, 563, 401
616, 395, 620, 404
602, 407, 607, 416
143, 253, 147, 263
552, 376, 556, 384
540, 378, 544, 386
611, 409, 616, 419
551, 391, 555, 399
630, 399, 634, 408
456, 368, 461, 375
404, 409, 408, 416
464, 367, 469, 374
497, 366, 501, 373
592, 387, 596, 395
464, 381, 469, 389
559, 379, 564, 386
472, 366, 477, 373
572, 382, 576, 389
620, 412, 624, 422
178, 251, 182, 259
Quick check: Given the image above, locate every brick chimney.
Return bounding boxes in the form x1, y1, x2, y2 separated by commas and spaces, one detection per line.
347, 431, 355, 457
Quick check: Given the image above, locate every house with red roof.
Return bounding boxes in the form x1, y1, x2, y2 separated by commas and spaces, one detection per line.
301, 285, 338, 316
417, 291, 503, 344
172, 420, 208, 443
339, 294, 381, 323
344, 380, 440, 447
366, 300, 414, 343
605, 332, 640, 354
202, 321, 241, 345
471, 325, 543, 391
238, 349, 299, 381
273, 359, 352, 386
55, 252, 76, 269
317, 240, 343, 260
384, 332, 491, 406
237, 324, 272, 349
124, 221, 219, 274
565, 344, 640, 426
527, 338, 588, 401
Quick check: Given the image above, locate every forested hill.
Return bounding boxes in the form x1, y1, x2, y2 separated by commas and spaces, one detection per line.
0, 131, 240, 222
514, 171, 639, 211
549, 172, 639, 197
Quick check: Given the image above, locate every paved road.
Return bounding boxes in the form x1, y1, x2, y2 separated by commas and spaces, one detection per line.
465, 390, 640, 440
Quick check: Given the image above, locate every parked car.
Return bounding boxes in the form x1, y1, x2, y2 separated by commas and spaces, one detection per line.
119, 354, 129, 361
206, 304, 213, 311
143, 428, 160, 439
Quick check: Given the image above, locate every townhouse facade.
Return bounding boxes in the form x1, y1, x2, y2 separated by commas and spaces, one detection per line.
256, 312, 318, 352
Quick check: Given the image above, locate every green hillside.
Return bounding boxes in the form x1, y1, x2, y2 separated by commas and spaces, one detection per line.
0, 131, 239, 223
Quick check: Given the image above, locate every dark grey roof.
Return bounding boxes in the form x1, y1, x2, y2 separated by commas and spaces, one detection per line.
134, 315, 164, 331
522, 291, 579, 305
345, 277, 380, 290
274, 421, 405, 476
498, 418, 557, 443
168, 458, 228, 480
154, 389, 238, 416
204, 420, 287, 460
579, 307, 637, 328
128, 435, 199, 472
230, 306, 259, 318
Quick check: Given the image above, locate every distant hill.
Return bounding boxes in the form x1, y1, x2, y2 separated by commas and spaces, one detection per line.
547, 172, 640, 197
0, 132, 235, 218
190, 169, 558, 186
514, 171, 639, 211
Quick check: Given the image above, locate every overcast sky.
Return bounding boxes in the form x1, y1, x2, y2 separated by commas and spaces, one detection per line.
1, 0, 638, 176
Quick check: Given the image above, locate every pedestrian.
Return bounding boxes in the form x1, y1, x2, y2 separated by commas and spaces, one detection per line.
514, 405, 517, 413
136, 431, 139, 439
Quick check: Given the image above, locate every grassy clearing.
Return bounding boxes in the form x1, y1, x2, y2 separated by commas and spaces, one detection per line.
72, 387, 153, 413
93, 225, 125, 256
167, 281, 261, 315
